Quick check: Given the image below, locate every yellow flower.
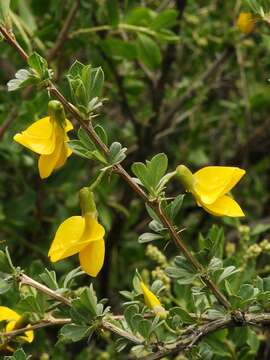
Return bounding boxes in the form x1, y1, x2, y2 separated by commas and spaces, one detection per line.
0, 306, 34, 343
237, 12, 256, 34
140, 281, 167, 319
14, 100, 73, 179
48, 188, 105, 277
177, 165, 245, 217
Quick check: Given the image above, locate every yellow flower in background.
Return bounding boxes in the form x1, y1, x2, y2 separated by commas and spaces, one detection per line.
177, 165, 245, 217
0, 306, 34, 343
14, 100, 73, 179
48, 188, 105, 277
140, 281, 167, 319
237, 12, 256, 34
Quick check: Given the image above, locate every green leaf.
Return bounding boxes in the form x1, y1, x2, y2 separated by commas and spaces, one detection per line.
7, 68, 38, 91
218, 266, 239, 284
124, 304, 139, 330
0, 273, 12, 294
251, 223, 270, 236
90, 67, 104, 99
108, 142, 127, 165
27, 52, 48, 78
125, 7, 154, 26
0, 0, 10, 23
0, 250, 12, 272
102, 38, 137, 60
68, 140, 93, 159
166, 195, 184, 220
136, 33, 161, 70
137, 319, 151, 339
95, 124, 108, 146
59, 324, 90, 342
138, 232, 163, 243
4, 348, 28, 360
115, 338, 129, 352
169, 307, 195, 324
39, 269, 58, 290
147, 153, 168, 189
132, 153, 168, 196
166, 256, 197, 284
18, 0, 37, 31
132, 162, 150, 188
151, 9, 178, 30
106, 0, 120, 27
78, 128, 95, 151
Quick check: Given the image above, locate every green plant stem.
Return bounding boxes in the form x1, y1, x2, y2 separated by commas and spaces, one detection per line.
0, 24, 230, 311
70, 23, 157, 38
141, 313, 270, 360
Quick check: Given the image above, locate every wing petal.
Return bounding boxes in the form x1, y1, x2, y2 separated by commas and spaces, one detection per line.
200, 195, 245, 217
79, 238, 105, 277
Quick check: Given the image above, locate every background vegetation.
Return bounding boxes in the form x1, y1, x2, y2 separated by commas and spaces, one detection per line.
1, 0, 270, 359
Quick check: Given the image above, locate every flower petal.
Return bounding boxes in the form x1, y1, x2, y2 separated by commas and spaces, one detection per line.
38, 125, 66, 178
55, 138, 72, 170
0, 307, 20, 322
38, 143, 62, 178
200, 195, 245, 217
81, 214, 105, 242
79, 238, 105, 277
140, 282, 161, 309
48, 216, 85, 262
24, 328, 34, 343
65, 119, 73, 133
13, 117, 56, 155
194, 166, 245, 204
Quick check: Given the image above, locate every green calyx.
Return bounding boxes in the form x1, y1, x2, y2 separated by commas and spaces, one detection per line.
13, 314, 30, 330
48, 100, 66, 127
176, 165, 195, 192
79, 187, 97, 216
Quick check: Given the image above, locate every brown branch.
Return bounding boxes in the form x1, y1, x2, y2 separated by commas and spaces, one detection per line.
2, 317, 71, 339
19, 273, 71, 306
142, 313, 270, 360
16, 272, 143, 345
0, 25, 231, 310
47, 0, 80, 62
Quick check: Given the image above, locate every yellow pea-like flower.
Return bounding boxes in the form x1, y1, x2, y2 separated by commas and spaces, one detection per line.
48, 188, 105, 277
140, 281, 167, 319
177, 165, 245, 217
0, 306, 34, 343
237, 12, 256, 34
14, 100, 73, 179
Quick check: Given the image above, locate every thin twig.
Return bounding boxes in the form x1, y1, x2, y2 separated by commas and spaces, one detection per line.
2, 317, 71, 338
47, 0, 80, 61
19, 273, 71, 306
142, 313, 270, 360
16, 273, 143, 345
